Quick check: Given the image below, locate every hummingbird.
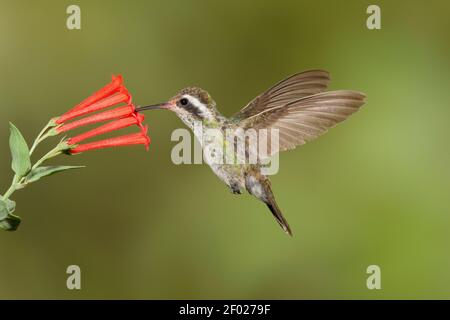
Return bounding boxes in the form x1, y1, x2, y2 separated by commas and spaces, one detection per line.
137, 70, 365, 236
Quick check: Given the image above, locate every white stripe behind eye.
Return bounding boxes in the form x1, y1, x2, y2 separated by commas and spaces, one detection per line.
184, 95, 213, 120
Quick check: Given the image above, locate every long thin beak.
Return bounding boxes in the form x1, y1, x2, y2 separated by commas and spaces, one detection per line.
135, 103, 169, 112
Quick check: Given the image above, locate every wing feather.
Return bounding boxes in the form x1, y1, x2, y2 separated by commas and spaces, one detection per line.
229, 71, 365, 161
236, 90, 366, 157
232, 70, 330, 120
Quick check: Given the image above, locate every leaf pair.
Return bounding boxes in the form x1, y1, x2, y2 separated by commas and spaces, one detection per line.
9, 122, 84, 184
1, 123, 84, 231
0, 198, 20, 231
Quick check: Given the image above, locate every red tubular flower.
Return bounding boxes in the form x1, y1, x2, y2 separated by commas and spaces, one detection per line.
68, 113, 145, 145
55, 75, 151, 154
57, 75, 123, 124
57, 105, 136, 133
70, 129, 151, 154
57, 87, 131, 124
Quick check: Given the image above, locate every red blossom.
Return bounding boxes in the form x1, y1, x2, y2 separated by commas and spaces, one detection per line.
54, 75, 151, 154
70, 129, 151, 154
57, 87, 131, 124
57, 105, 136, 133
57, 75, 123, 124
68, 113, 145, 145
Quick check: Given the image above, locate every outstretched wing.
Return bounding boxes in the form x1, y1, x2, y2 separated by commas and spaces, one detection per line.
232, 70, 331, 121
235, 90, 366, 157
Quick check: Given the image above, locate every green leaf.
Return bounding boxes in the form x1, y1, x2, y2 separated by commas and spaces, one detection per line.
25, 165, 85, 184
9, 122, 31, 177
0, 199, 20, 231
5, 199, 16, 214
0, 213, 21, 231
0, 200, 8, 220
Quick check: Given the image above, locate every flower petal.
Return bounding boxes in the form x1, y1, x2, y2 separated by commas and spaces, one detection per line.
68, 113, 145, 145
58, 87, 131, 124
70, 131, 150, 154
57, 105, 135, 133
57, 75, 123, 124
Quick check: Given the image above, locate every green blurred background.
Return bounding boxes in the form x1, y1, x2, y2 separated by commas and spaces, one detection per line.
0, 0, 449, 299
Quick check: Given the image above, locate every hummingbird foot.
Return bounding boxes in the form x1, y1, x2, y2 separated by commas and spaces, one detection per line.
229, 182, 243, 195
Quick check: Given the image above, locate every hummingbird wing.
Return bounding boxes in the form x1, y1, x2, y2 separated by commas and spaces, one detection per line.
232, 70, 331, 121
231, 71, 365, 157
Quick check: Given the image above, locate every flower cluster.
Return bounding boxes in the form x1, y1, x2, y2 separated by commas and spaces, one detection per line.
54, 75, 150, 154
0, 74, 152, 231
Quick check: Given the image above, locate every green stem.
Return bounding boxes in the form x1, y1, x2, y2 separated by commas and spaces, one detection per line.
3, 184, 16, 200
29, 137, 43, 156
4, 144, 66, 198
2, 175, 19, 201
31, 146, 62, 171
29, 119, 57, 156
2, 120, 65, 202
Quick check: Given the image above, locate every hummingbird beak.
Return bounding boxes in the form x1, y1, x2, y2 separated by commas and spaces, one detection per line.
136, 102, 170, 112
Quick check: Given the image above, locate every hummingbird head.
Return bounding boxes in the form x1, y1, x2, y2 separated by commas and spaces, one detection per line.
137, 87, 219, 124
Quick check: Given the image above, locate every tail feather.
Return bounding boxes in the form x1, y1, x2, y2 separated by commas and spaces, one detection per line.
245, 173, 293, 236
266, 199, 293, 236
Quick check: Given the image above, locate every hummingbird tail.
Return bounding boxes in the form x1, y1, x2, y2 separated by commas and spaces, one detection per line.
266, 198, 293, 237
245, 173, 293, 236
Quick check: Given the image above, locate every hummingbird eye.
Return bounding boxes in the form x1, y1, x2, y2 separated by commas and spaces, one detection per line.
179, 98, 189, 106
